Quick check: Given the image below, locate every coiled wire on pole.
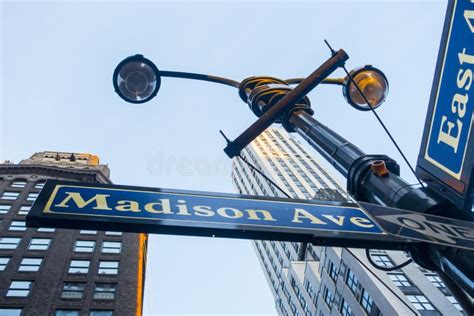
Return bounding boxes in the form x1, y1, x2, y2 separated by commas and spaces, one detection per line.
238, 76, 313, 127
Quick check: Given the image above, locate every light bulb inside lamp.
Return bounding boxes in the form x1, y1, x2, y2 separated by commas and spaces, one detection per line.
343, 66, 388, 111
113, 54, 161, 104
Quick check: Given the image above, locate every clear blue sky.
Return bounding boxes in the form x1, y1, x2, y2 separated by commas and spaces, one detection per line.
1, 1, 446, 314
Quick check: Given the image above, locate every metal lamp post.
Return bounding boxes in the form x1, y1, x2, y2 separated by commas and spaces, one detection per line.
112, 50, 473, 313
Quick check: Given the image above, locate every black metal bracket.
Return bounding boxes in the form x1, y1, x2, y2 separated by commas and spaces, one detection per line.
347, 154, 400, 201
223, 49, 349, 158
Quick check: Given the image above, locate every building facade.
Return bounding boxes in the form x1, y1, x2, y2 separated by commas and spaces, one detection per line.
0, 152, 147, 316
231, 128, 463, 316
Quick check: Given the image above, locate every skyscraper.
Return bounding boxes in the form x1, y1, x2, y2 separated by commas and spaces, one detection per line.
0, 152, 146, 316
231, 128, 463, 316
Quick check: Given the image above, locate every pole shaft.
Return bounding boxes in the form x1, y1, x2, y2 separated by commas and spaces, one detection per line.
287, 109, 474, 311
288, 110, 364, 176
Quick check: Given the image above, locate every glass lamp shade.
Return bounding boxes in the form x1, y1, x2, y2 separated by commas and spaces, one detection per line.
343, 66, 388, 111
113, 54, 161, 104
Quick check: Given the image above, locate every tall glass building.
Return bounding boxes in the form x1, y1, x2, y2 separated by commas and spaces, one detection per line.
231, 128, 463, 316
0, 152, 147, 316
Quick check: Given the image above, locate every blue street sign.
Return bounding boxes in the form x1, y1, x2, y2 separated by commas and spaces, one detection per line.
26, 180, 407, 250
417, 0, 474, 210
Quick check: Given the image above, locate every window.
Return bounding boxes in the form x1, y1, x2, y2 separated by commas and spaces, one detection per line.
406, 295, 435, 311
35, 181, 46, 189
80, 230, 97, 235
0, 257, 10, 270
0, 204, 11, 214
446, 296, 463, 311
360, 289, 374, 313
6, 280, 32, 297
102, 242, 121, 254
27, 193, 38, 202
426, 274, 445, 288
0, 237, 21, 250
68, 260, 90, 274
371, 254, 393, 268
323, 287, 334, 307
55, 311, 80, 316
340, 299, 353, 316
346, 269, 358, 294
1, 192, 19, 200
9, 221, 26, 232
11, 180, 26, 188
90, 311, 113, 316
99, 261, 119, 275
0, 308, 22, 316
389, 273, 411, 287
328, 261, 338, 281
93, 283, 116, 300
37, 227, 55, 233
61, 282, 85, 299
28, 238, 51, 250
18, 206, 30, 215
74, 240, 95, 253
105, 231, 122, 236
18, 258, 42, 272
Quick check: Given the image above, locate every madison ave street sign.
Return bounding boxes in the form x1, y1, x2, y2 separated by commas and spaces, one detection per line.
417, 0, 474, 210
26, 180, 411, 250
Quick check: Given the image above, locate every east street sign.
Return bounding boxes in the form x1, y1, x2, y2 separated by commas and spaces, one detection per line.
417, 0, 474, 210
26, 180, 409, 250
360, 202, 474, 251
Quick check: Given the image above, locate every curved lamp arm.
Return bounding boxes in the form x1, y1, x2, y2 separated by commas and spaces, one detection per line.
285, 77, 344, 85
159, 70, 240, 88
113, 54, 387, 112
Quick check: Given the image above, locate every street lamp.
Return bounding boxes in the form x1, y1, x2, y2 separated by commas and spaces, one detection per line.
112, 54, 389, 112
112, 51, 472, 313
285, 65, 389, 111
112, 55, 161, 104
342, 65, 389, 111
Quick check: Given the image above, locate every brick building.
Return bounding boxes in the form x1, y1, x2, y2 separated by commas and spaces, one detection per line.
0, 152, 147, 316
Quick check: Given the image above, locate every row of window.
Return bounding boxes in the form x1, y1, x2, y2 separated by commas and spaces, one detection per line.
0, 205, 30, 215
2, 180, 45, 189
4, 221, 54, 232
0, 257, 119, 275
74, 241, 121, 253
0, 237, 122, 253
5, 280, 116, 300
70, 259, 118, 275
0, 238, 51, 250
62, 282, 116, 299
1, 192, 38, 201
344, 267, 377, 314
366, 253, 446, 313
289, 275, 311, 316
0, 215, 123, 237
322, 284, 374, 316
0, 309, 113, 316
388, 269, 462, 311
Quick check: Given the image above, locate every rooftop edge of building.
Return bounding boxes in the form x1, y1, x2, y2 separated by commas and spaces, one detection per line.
0, 151, 111, 183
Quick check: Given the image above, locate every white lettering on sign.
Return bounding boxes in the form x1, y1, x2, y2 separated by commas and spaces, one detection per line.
465, 7, 474, 32
436, 48, 474, 152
